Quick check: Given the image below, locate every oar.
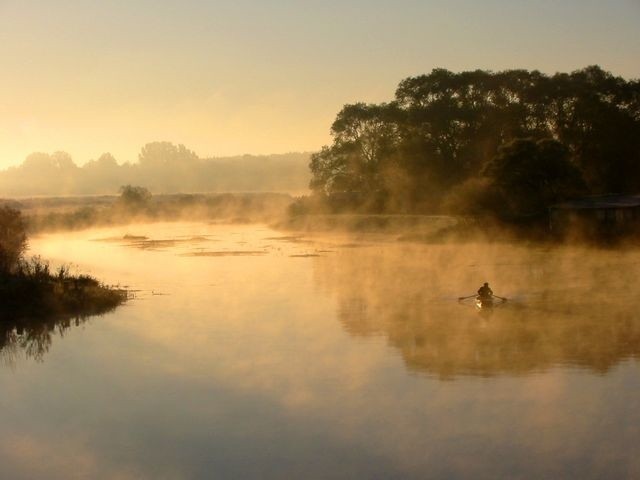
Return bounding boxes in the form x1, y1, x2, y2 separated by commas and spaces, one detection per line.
458, 294, 477, 301
494, 295, 508, 302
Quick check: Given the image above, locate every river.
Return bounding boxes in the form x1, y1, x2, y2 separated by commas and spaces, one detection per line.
1, 222, 639, 479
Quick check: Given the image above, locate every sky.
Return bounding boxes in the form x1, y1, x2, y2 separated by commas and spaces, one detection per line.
0, 0, 638, 168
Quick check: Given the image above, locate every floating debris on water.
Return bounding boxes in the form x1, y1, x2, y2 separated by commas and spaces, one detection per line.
123, 234, 148, 241
339, 243, 367, 248
181, 250, 267, 257
263, 235, 315, 244
93, 234, 217, 250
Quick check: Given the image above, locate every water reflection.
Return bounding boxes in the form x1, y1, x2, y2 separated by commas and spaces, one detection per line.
3, 225, 640, 479
315, 242, 640, 378
0, 313, 111, 365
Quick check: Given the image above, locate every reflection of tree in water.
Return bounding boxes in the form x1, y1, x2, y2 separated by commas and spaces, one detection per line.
1, 315, 92, 365
315, 242, 640, 378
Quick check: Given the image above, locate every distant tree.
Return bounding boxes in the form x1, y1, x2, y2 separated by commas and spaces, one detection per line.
138, 142, 199, 166
118, 185, 152, 208
91, 153, 119, 168
135, 142, 201, 192
0, 207, 27, 274
21, 151, 77, 173
50, 151, 77, 171
78, 153, 124, 194
483, 138, 585, 217
14, 151, 79, 195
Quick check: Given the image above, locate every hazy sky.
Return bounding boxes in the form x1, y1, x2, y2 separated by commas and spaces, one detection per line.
0, 0, 638, 167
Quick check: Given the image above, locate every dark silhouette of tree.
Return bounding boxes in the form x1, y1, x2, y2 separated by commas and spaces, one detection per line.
118, 185, 152, 209
550, 66, 640, 193
393, 69, 548, 195
308, 66, 640, 215
483, 138, 586, 217
310, 103, 401, 198
0, 207, 27, 274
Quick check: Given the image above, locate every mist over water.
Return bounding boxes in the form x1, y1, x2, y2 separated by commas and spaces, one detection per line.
1, 222, 639, 479
317, 240, 640, 377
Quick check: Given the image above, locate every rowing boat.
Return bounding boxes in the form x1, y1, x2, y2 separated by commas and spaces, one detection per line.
458, 294, 507, 310
475, 296, 494, 310
475, 295, 509, 310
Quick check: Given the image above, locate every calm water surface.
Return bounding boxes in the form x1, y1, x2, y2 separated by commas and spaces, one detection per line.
1, 222, 639, 479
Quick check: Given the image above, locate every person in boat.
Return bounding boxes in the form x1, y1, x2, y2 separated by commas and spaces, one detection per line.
477, 282, 493, 300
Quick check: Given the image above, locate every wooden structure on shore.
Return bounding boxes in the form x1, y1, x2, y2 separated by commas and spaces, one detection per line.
549, 194, 640, 236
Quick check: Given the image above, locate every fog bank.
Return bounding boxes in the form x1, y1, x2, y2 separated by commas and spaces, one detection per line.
0, 143, 311, 197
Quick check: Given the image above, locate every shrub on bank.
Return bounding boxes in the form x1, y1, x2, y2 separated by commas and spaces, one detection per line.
0, 206, 27, 274
0, 207, 127, 319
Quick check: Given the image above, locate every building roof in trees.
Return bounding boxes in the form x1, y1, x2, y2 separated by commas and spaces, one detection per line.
551, 194, 640, 210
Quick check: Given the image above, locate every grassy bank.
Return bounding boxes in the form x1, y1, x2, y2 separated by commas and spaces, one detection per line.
281, 214, 458, 234
13, 192, 294, 233
279, 213, 547, 243
0, 259, 127, 320
0, 261, 128, 362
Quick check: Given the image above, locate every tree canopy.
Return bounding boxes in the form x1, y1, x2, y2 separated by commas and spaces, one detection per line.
138, 142, 199, 166
309, 66, 640, 217
483, 138, 586, 217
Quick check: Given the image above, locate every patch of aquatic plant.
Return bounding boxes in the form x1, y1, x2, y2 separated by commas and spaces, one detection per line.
180, 250, 267, 257
0, 256, 128, 319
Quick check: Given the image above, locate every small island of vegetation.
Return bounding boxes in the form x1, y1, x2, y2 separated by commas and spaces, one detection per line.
0, 206, 127, 321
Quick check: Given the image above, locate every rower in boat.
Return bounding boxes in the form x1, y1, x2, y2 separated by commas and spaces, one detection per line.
458, 284, 506, 309
476, 282, 494, 308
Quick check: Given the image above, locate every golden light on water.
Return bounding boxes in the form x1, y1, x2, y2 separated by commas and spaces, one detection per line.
1, 1, 639, 477
0, 223, 635, 478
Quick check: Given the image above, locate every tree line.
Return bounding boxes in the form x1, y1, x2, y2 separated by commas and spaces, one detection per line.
0, 144, 310, 196
307, 66, 640, 218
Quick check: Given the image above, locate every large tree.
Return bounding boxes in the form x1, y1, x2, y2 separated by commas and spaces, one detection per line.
309, 66, 640, 214
483, 138, 586, 217
309, 103, 402, 202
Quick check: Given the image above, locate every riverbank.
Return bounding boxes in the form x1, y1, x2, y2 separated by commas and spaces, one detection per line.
0, 259, 127, 320
280, 213, 638, 246
279, 213, 556, 244
10, 193, 293, 233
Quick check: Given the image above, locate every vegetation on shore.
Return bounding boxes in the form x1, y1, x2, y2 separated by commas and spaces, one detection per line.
0, 206, 127, 321
295, 66, 640, 233
0, 258, 127, 319
2, 66, 638, 243
0, 144, 310, 196
16, 189, 293, 233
